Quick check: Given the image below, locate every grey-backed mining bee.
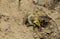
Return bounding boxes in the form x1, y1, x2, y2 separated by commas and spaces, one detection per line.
23, 12, 55, 31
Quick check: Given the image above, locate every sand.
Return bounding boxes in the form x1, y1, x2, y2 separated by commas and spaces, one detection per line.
0, 0, 60, 39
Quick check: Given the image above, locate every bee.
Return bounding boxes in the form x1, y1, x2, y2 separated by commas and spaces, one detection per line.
23, 13, 52, 31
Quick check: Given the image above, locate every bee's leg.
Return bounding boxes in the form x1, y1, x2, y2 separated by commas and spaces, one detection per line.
23, 13, 29, 25
26, 24, 33, 27
23, 17, 28, 25
33, 25, 36, 31
38, 26, 42, 31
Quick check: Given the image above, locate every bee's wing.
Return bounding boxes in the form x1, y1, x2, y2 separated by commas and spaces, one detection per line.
28, 14, 35, 25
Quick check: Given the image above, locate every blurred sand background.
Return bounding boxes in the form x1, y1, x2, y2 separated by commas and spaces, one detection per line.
0, 0, 60, 39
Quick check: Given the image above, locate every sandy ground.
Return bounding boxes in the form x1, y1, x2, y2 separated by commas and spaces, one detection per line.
0, 0, 60, 39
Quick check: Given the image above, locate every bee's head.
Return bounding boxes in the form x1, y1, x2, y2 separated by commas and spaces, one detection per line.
33, 19, 41, 27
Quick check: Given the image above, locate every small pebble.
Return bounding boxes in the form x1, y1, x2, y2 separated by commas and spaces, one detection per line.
33, 0, 39, 4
